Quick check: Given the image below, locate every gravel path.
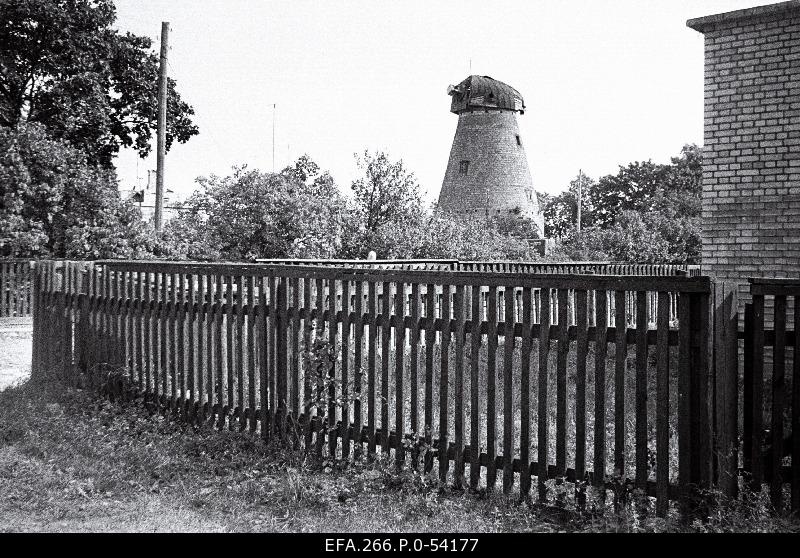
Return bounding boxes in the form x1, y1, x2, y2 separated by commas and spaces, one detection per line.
0, 331, 31, 391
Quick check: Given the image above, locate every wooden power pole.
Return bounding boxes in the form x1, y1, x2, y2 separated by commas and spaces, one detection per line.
154, 21, 169, 234
576, 169, 583, 235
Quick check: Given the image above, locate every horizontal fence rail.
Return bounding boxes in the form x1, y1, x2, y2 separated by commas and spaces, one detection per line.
256, 259, 702, 278
0, 259, 34, 318
743, 278, 799, 515
31, 259, 715, 517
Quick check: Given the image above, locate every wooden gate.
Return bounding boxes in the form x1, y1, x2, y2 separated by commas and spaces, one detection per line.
742, 278, 800, 514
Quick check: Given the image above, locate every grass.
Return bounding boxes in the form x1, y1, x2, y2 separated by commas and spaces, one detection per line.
1, 374, 799, 533
3, 331, 799, 533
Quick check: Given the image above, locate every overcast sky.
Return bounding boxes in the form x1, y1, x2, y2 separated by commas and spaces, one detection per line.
112, 0, 774, 205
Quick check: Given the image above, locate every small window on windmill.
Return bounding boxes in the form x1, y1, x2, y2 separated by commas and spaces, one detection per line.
516, 135, 522, 146
459, 160, 470, 175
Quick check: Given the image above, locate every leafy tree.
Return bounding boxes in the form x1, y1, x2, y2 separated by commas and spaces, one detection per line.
0, 122, 156, 258
542, 173, 597, 237
366, 212, 534, 260
0, 0, 198, 167
339, 150, 425, 257
490, 211, 542, 240
163, 161, 347, 261
350, 150, 423, 233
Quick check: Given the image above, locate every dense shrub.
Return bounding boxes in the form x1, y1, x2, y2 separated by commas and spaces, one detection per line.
0, 122, 157, 259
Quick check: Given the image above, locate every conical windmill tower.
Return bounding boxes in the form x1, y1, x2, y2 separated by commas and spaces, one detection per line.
438, 75, 543, 235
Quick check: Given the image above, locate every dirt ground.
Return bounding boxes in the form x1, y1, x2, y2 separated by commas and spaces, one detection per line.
0, 332, 31, 391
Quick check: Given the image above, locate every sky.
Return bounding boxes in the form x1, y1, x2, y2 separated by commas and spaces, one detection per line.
112, 0, 776, 206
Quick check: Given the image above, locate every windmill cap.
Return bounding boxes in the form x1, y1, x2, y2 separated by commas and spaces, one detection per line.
448, 75, 525, 114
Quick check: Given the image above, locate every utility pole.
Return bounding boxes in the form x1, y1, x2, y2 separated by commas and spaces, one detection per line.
272, 103, 276, 172
154, 21, 169, 234
576, 169, 583, 235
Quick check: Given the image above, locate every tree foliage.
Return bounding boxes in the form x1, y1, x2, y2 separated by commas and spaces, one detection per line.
543, 144, 703, 263
360, 211, 534, 260
0, 0, 198, 167
163, 161, 348, 261
0, 122, 156, 258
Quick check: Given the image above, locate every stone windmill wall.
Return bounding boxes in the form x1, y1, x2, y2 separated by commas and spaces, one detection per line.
438, 75, 544, 235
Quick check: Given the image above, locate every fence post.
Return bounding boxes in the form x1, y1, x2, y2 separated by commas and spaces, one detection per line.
76, 263, 90, 386
713, 282, 739, 499
30, 263, 41, 379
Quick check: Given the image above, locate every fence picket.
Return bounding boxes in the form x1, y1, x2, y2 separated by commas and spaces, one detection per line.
487, 285, 498, 490
537, 287, 551, 501
771, 295, 786, 510
469, 284, 481, 488
656, 291, 670, 517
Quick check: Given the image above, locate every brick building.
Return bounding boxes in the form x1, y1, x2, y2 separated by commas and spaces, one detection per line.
437, 75, 544, 235
687, 1, 800, 297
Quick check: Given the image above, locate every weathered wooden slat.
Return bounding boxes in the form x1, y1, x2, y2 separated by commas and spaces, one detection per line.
395, 281, 406, 467
204, 273, 214, 422
425, 282, 436, 473
234, 275, 245, 430
614, 290, 627, 482
742, 303, 754, 477
169, 273, 179, 412
224, 275, 234, 428
714, 283, 739, 499
469, 284, 481, 488
555, 288, 569, 486
519, 286, 533, 496
152, 271, 161, 410
439, 283, 451, 482
302, 277, 313, 448
486, 285, 498, 490
340, 279, 351, 459
328, 277, 339, 457
136, 270, 145, 392
213, 274, 224, 428
503, 285, 516, 493
696, 293, 712, 490
751, 294, 765, 489
380, 281, 391, 458
271, 275, 281, 437
793, 295, 800, 513
656, 291, 670, 517
635, 291, 648, 490
352, 278, 364, 457
194, 274, 205, 420
537, 287, 551, 502
161, 272, 171, 411
291, 276, 301, 433
190, 273, 200, 421
771, 295, 786, 511
454, 284, 466, 489
248, 275, 258, 433
594, 289, 608, 501
574, 289, 589, 508
678, 292, 691, 509
276, 275, 289, 437
367, 280, 377, 456
410, 282, 421, 467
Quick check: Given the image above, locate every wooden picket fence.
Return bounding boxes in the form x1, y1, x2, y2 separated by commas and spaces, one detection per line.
31, 259, 727, 517
742, 279, 800, 514
0, 259, 34, 318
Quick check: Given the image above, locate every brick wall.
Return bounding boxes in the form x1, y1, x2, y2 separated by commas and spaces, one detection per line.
438, 110, 544, 235
688, 1, 800, 306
